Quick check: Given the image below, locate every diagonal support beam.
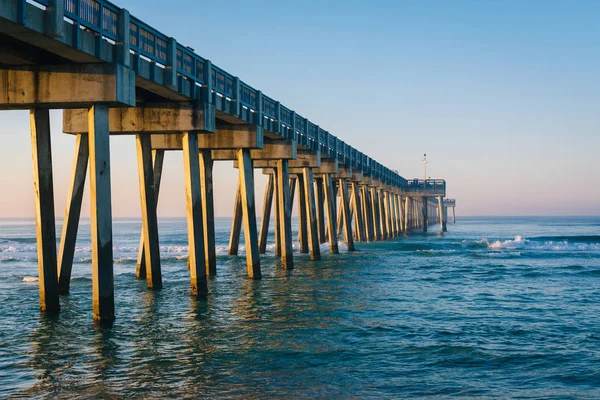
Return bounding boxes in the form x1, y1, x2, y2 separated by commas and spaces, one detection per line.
237, 149, 261, 279
136, 150, 164, 279
57, 134, 88, 294
135, 134, 162, 289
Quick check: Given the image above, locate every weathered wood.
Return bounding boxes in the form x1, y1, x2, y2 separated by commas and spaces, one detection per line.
336, 194, 343, 237
135, 134, 163, 289
438, 196, 447, 232
398, 195, 404, 233
57, 134, 88, 294
30, 108, 59, 314
182, 131, 208, 298
136, 150, 164, 279
238, 149, 261, 279
339, 179, 355, 251
370, 187, 381, 241
296, 173, 308, 254
259, 173, 274, 254
421, 197, 429, 232
404, 196, 410, 231
323, 174, 339, 254
315, 177, 326, 244
350, 189, 358, 241
88, 105, 115, 321
391, 192, 398, 236
382, 190, 391, 239
303, 168, 321, 260
2, 64, 135, 109
199, 150, 217, 275
277, 160, 293, 269
273, 168, 281, 257
361, 185, 374, 242
228, 179, 243, 255
351, 182, 366, 242
289, 177, 297, 207
64, 102, 214, 135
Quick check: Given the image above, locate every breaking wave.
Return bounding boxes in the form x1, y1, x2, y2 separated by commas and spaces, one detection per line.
475, 235, 600, 252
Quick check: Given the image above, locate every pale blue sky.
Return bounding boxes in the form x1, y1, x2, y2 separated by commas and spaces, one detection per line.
0, 0, 598, 217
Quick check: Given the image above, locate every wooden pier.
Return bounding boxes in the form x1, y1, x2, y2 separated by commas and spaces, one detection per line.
0, 0, 453, 322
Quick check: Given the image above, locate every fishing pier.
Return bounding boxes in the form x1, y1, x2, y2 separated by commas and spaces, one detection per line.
0, 0, 454, 321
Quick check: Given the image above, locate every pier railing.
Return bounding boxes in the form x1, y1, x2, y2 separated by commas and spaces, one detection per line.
9, 0, 410, 187
403, 179, 446, 196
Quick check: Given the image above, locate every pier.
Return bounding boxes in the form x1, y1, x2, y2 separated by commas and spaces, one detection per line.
0, 0, 453, 321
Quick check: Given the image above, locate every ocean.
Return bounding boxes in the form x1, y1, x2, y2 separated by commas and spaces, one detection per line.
0, 216, 599, 398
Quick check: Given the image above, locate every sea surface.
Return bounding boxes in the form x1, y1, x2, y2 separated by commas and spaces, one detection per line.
1, 216, 600, 399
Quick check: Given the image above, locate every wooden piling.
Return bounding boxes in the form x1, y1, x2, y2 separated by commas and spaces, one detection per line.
404, 196, 410, 232
339, 179, 355, 251
88, 105, 115, 321
258, 173, 274, 254
273, 168, 281, 256
182, 131, 208, 298
30, 108, 60, 314
296, 173, 309, 254
135, 134, 163, 289
351, 182, 366, 242
423, 197, 428, 233
237, 149, 261, 279
323, 174, 339, 254
228, 179, 242, 255
379, 189, 388, 239
370, 187, 381, 241
303, 168, 321, 260
336, 194, 343, 237
199, 150, 216, 275
57, 134, 88, 294
315, 177, 326, 244
383, 191, 392, 239
361, 185, 373, 241
397, 194, 403, 233
438, 196, 446, 232
277, 160, 293, 268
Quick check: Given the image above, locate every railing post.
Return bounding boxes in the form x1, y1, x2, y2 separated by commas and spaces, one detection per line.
233, 77, 241, 117
203, 60, 213, 104
116, 8, 131, 67
166, 38, 177, 91
291, 111, 296, 142
275, 101, 282, 137
95, 2, 104, 58
45, 0, 65, 38
256, 90, 263, 126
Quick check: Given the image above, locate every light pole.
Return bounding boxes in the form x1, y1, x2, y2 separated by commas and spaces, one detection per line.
422, 153, 427, 188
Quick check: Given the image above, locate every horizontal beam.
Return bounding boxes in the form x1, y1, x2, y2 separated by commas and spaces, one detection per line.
311, 159, 338, 175
63, 102, 215, 134
150, 124, 263, 150
212, 140, 296, 160
0, 64, 135, 109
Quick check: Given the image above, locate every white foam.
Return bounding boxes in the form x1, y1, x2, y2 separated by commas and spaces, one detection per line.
22, 276, 38, 283
486, 236, 600, 252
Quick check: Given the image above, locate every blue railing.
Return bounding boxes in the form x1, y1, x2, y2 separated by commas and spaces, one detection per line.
404, 179, 446, 194
11, 0, 416, 185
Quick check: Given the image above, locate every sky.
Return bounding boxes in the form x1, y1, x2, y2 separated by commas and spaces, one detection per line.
0, 0, 599, 218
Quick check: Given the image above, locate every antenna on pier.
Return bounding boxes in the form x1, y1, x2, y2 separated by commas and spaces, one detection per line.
422, 153, 428, 183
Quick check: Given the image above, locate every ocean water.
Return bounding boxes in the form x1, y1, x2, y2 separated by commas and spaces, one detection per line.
1, 216, 600, 399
